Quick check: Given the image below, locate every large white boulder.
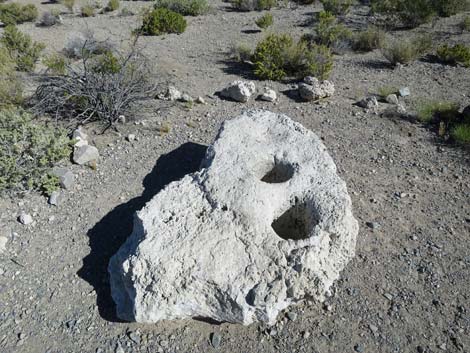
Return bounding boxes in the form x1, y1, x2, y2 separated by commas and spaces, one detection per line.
108, 110, 358, 325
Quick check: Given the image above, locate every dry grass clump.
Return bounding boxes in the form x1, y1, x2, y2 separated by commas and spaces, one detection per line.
382, 34, 432, 65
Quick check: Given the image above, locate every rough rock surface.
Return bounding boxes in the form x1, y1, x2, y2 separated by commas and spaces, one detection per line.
109, 110, 358, 325
220, 81, 256, 102
73, 145, 99, 165
298, 77, 335, 101
259, 87, 277, 102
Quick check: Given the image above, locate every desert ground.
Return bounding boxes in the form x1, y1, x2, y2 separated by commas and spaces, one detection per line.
0, 1, 469, 352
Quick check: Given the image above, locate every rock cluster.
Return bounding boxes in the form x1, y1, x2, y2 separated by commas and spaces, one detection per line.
109, 110, 358, 325
298, 77, 335, 101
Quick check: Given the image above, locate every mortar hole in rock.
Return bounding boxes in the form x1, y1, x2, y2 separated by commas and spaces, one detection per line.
261, 162, 295, 184
272, 202, 319, 241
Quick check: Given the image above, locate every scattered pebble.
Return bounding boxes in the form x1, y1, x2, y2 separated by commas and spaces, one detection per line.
210, 332, 222, 348
18, 212, 33, 225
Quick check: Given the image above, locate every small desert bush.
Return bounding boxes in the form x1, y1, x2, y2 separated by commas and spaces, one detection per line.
33, 46, 156, 128
1, 25, 45, 72
377, 85, 398, 99
81, 4, 95, 17
38, 10, 61, 27
434, 0, 470, 17
436, 44, 470, 67
252, 33, 333, 80
139, 8, 187, 35
153, 0, 210, 16
0, 47, 22, 106
320, 0, 353, 16
353, 26, 385, 52
460, 16, 470, 31
0, 108, 72, 195
256, 13, 273, 29
43, 53, 68, 75
314, 11, 352, 48
382, 34, 431, 65
105, 0, 120, 12
0, 3, 38, 25
231, 0, 277, 11
61, 0, 75, 12
230, 42, 253, 62
64, 31, 113, 59
415, 100, 470, 144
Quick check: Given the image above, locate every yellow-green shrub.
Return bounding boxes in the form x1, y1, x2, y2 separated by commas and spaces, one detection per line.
139, 8, 187, 35
0, 3, 38, 25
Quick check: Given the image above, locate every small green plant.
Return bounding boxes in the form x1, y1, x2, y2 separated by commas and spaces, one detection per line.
353, 26, 386, 52
320, 0, 353, 16
416, 100, 460, 123
252, 33, 333, 80
460, 16, 470, 31
43, 53, 68, 75
436, 44, 470, 67
105, 0, 120, 12
92, 50, 122, 73
451, 124, 470, 144
377, 85, 398, 99
0, 3, 38, 25
0, 47, 22, 106
314, 11, 352, 47
0, 108, 72, 195
61, 0, 75, 12
230, 42, 253, 62
0, 25, 45, 72
382, 34, 431, 65
153, 0, 210, 16
232, 0, 276, 11
255, 13, 273, 29
81, 4, 95, 17
139, 8, 187, 35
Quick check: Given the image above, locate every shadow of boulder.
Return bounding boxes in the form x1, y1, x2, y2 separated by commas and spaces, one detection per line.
77, 142, 208, 322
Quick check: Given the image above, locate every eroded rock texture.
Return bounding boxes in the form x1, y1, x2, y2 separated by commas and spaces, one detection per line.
108, 110, 358, 325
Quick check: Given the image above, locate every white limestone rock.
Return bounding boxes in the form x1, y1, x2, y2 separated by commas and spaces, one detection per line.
220, 81, 256, 102
109, 110, 358, 326
298, 77, 335, 101
259, 87, 277, 102
157, 86, 182, 101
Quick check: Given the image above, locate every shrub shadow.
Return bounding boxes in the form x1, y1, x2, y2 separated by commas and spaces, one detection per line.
218, 59, 258, 80
77, 142, 208, 322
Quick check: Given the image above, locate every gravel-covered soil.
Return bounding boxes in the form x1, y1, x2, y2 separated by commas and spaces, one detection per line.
0, 1, 469, 352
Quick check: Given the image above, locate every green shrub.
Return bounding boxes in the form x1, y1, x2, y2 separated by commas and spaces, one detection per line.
416, 100, 460, 123
61, 0, 75, 12
382, 34, 431, 65
0, 3, 38, 25
252, 33, 333, 80
451, 124, 470, 144
154, 0, 210, 16
0, 108, 71, 195
353, 26, 386, 52
314, 11, 351, 47
232, 0, 276, 11
81, 5, 95, 17
321, 0, 353, 16
139, 8, 187, 35
436, 44, 470, 67
92, 50, 122, 74
43, 53, 68, 75
434, 0, 470, 17
0, 25, 45, 72
256, 13, 273, 29
0, 47, 22, 106
460, 16, 470, 31
105, 0, 120, 12
230, 42, 253, 62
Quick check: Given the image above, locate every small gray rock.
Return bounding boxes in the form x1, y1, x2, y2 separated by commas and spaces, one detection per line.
210, 332, 222, 348
385, 94, 399, 105
48, 191, 60, 206
18, 213, 33, 225
73, 145, 99, 165
0, 236, 7, 253
52, 167, 74, 189
196, 96, 206, 104
180, 93, 193, 103
126, 134, 136, 142
259, 87, 277, 102
220, 80, 256, 103
354, 344, 364, 353
286, 311, 298, 321
399, 87, 410, 97
366, 221, 380, 230
298, 79, 335, 101
72, 127, 88, 141
358, 96, 378, 110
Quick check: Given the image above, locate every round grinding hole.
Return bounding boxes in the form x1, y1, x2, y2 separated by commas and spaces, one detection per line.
261, 162, 295, 184
272, 201, 319, 241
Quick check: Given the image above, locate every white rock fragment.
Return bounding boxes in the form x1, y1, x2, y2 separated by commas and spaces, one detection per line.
398, 87, 410, 97
180, 93, 193, 103
220, 81, 256, 102
126, 134, 136, 142
109, 110, 358, 326
18, 212, 33, 225
298, 77, 335, 101
385, 94, 399, 105
0, 236, 7, 253
73, 145, 99, 165
48, 191, 60, 206
196, 96, 206, 104
157, 86, 182, 101
259, 87, 277, 102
